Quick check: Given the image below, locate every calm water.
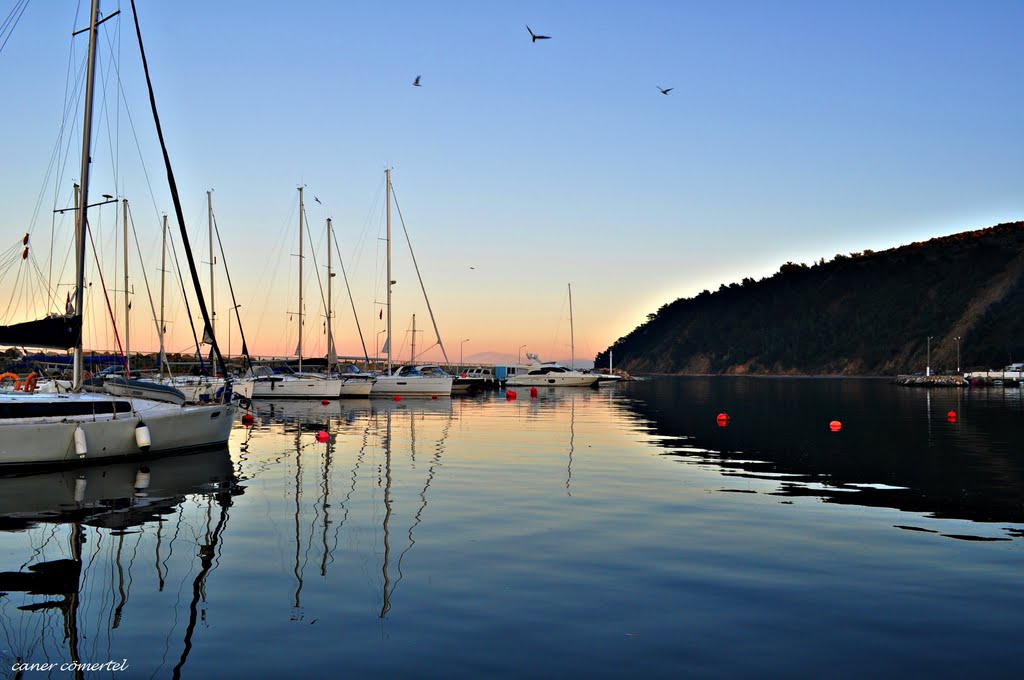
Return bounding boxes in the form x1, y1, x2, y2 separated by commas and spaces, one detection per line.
0, 377, 1022, 679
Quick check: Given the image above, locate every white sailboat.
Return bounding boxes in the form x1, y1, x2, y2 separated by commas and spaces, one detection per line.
0, 0, 235, 466
370, 169, 453, 397
244, 190, 373, 399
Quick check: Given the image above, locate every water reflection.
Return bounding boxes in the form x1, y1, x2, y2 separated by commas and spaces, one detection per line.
0, 448, 238, 678
621, 377, 1024, 533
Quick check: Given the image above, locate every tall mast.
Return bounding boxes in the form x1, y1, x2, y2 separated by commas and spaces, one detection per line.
208, 190, 215, 346
385, 169, 392, 374
123, 198, 130, 376
568, 282, 574, 370
298, 186, 304, 372
159, 214, 167, 371
326, 217, 334, 376
72, 0, 102, 391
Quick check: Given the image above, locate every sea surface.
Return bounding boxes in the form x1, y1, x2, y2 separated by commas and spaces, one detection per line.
0, 377, 1022, 679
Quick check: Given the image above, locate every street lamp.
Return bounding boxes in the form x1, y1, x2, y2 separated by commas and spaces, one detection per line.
518, 344, 526, 364
954, 336, 961, 374
927, 336, 933, 377
460, 338, 470, 369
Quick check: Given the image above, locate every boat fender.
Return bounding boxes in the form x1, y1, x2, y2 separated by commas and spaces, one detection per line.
135, 422, 152, 451
134, 466, 151, 497
74, 425, 88, 457
74, 475, 87, 502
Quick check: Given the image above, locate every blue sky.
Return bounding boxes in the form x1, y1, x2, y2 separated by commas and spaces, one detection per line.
1, 1, 1022, 364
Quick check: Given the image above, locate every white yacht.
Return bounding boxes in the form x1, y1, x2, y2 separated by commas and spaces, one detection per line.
505, 354, 600, 387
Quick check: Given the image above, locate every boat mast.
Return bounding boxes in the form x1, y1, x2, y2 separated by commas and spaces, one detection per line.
411, 314, 416, 363
123, 198, 130, 376
208, 190, 215, 350
159, 214, 167, 372
298, 186, 304, 372
568, 282, 574, 370
386, 169, 392, 374
326, 217, 334, 376
72, 0, 102, 391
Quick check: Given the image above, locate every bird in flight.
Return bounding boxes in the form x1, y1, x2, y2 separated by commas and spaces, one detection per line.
657, 86, 673, 95
527, 25, 550, 42
314, 196, 321, 204
413, 75, 421, 87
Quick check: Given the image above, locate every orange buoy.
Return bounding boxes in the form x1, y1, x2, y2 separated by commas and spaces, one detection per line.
316, 431, 329, 443
241, 414, 255, 426
829, 420, 842, 432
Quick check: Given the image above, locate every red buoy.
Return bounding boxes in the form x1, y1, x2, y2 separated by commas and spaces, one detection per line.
241, 414, 254, 426
530, 386, 538, 398
829, 420, 842, 432
321, 400, 330, 406
947, 411, 957, 422
506, 390, 517, 400
316, 431, 329, 443
432, 395, 438, 400
394, 395, 402, 402
716, 412, 730, 425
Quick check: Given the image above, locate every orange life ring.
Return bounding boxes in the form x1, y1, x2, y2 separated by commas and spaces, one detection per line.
22, 372, 38, 393
85, 371, 92, 379
0, 372, 18, 382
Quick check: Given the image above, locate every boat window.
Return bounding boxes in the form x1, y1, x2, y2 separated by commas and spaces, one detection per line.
0, 400, 133, 419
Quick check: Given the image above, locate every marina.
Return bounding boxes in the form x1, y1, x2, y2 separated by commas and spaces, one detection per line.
0, 378, 1020, 677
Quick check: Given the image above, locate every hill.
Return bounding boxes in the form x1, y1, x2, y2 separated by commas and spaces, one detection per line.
597, 222, 1024, 375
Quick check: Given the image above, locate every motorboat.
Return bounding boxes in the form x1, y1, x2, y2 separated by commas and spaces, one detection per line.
505, 355, 600, 387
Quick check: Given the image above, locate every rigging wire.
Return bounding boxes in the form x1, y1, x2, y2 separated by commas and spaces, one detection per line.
84, 218, 128, 373
331, 220, 370, 363
390, 185, 450, 364
212, 213, 254, 372
0, 0, 30, 57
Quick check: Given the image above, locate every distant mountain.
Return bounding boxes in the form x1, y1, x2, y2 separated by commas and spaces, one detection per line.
598, 222, 1024, 375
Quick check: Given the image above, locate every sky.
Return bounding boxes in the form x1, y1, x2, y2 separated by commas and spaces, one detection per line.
1, 0, 1023, 367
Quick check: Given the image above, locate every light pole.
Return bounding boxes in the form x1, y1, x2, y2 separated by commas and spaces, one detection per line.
460, 338, 469, 369
927, 336, 933, 377
954, 336, 961, 373
518, 344, 526, 364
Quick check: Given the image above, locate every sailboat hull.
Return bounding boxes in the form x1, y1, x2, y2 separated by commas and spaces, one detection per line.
0, 393, 235, 467
370, 375, 453, 397
243, 375, 373, 399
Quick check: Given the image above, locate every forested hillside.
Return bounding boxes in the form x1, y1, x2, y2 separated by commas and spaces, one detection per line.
598, 222, 1024, 375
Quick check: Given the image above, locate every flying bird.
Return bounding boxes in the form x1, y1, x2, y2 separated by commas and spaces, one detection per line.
314, 196, 321, 204
658, 86, 673, 95
526, 25, 550, 42
413, 75, 421, 87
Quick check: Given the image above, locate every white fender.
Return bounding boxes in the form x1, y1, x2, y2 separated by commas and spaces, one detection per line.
135, 422, 152, 451
74, 425, 87, 457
